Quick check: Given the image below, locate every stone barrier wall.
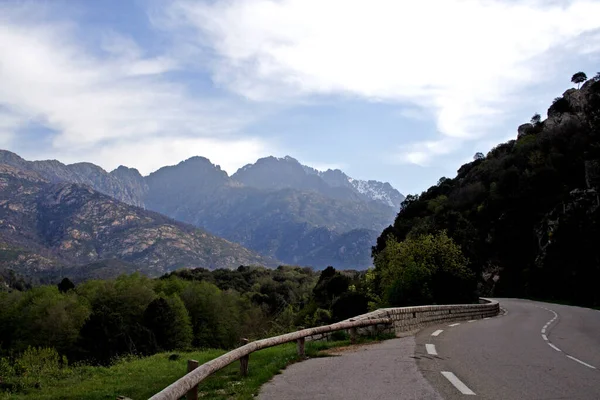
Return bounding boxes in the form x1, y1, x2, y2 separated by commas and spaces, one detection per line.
305, 298, 499, 341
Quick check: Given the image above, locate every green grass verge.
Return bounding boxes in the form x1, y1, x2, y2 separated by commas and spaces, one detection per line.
1, 336, 392, 400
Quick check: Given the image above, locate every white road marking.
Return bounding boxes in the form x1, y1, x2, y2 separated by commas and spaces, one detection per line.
548, 343, 561, 352
567, 355, 597, 369
426, 344, 438, 355
431, 330, 443, 337
468, 320, 476, 323
536, 306, 597, 370
449, 323, 461, 327
483, 317, 491, 320
441, 371, 476, 395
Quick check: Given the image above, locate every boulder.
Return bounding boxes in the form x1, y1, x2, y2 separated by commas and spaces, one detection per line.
517, 123, 534, 139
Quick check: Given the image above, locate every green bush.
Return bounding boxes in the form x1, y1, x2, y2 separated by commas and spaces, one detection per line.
374, 232, 475, 306
14, 347, 64, 377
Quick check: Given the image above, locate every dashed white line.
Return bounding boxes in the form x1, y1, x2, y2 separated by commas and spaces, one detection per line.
468, 320, 476, 323
548, 343, 562, 352
426, 344, 438, 355
449, 323, 461, 327
483, 317, 491, 320
567, 355, 597, 369
441, 371, 476, 395
431, 329, 443, 337
537, 306, 597, 369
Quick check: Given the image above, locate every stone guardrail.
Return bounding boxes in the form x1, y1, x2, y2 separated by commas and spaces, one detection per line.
149, 298, 499, 400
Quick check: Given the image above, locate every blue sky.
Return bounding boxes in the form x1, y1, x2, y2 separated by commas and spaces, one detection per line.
1, 0, 600, 195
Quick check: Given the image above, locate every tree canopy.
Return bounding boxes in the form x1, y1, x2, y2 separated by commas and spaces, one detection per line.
571, 71, 587, 88
374, 232, 474, 306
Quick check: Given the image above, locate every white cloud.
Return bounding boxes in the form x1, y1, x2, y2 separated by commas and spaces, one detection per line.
393, 138, 460, 166
0, 3, 270, 172
163, 0, 600, 163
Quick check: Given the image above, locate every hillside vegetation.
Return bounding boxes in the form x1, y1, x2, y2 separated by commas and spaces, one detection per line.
0, 264, 390, 397
374, 74, 600, 308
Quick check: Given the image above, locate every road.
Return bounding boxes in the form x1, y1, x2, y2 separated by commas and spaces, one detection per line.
416, 298, 600, 399
259, 337, 443, 400
259, 298, 600, 399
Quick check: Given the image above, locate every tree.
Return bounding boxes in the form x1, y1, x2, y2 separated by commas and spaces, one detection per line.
437, 177, 449, 186
530, 113, 541, 126
12, 286, 90, 356
143, 296, 192, 351
571, 71, 587, 89
76, 274, 157, 362
312, 267, 350, 307
331, 292, 369, 322
180, 281, 242, 348
473, 152, 485, 161
57, 278, 75, 293
374, 232, 474, 306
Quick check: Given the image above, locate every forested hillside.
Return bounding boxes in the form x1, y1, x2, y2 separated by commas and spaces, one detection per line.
373, 73, 600, 308
0, 265, 372, 365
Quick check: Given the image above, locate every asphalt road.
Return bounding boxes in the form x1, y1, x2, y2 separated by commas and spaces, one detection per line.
416, 298, 600, 399
259, 337, 442, 400
259, 299, 600, 399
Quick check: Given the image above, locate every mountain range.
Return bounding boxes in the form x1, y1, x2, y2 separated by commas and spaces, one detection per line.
0, 164, 276, 281
0, 152, 403, 276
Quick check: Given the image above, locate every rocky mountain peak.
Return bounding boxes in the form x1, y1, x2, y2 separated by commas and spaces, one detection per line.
0, 150, 28, 167
233, 156, 404, 208
320, 169, 353, 188
147, 156, 229, 186
111, 165, 143, 179
232, 155, 313, 190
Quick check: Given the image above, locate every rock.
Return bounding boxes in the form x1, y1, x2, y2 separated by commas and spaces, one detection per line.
517, 123, 534, 139
563, 87, 587, 112
543, 112, 582, 132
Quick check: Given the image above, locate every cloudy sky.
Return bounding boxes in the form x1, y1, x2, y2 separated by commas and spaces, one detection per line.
1, 0, 599, 195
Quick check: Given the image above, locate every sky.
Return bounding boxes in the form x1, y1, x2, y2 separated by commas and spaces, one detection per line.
1, 0, 600, 195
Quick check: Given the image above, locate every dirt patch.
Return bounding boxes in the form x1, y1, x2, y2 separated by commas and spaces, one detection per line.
319, 341, 384, 355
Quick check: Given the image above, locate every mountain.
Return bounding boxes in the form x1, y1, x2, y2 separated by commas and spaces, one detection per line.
0, 152, 144, 207
373, 76, 600, 307
0, 164, 275, 279
233, 156, 365, 203
144, 158, 397, 268
0, 152, 403, 269
303, 164, 405, 208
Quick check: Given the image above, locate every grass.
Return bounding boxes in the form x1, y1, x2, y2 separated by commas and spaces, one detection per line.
1, 335, 392, 400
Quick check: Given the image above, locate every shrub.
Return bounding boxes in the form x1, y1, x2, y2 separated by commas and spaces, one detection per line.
374, 232, 475, 306
549, 97, 572, 115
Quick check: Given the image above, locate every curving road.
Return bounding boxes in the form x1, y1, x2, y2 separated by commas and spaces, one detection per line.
259, 298, 600, 399
416, 298, 600, 399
